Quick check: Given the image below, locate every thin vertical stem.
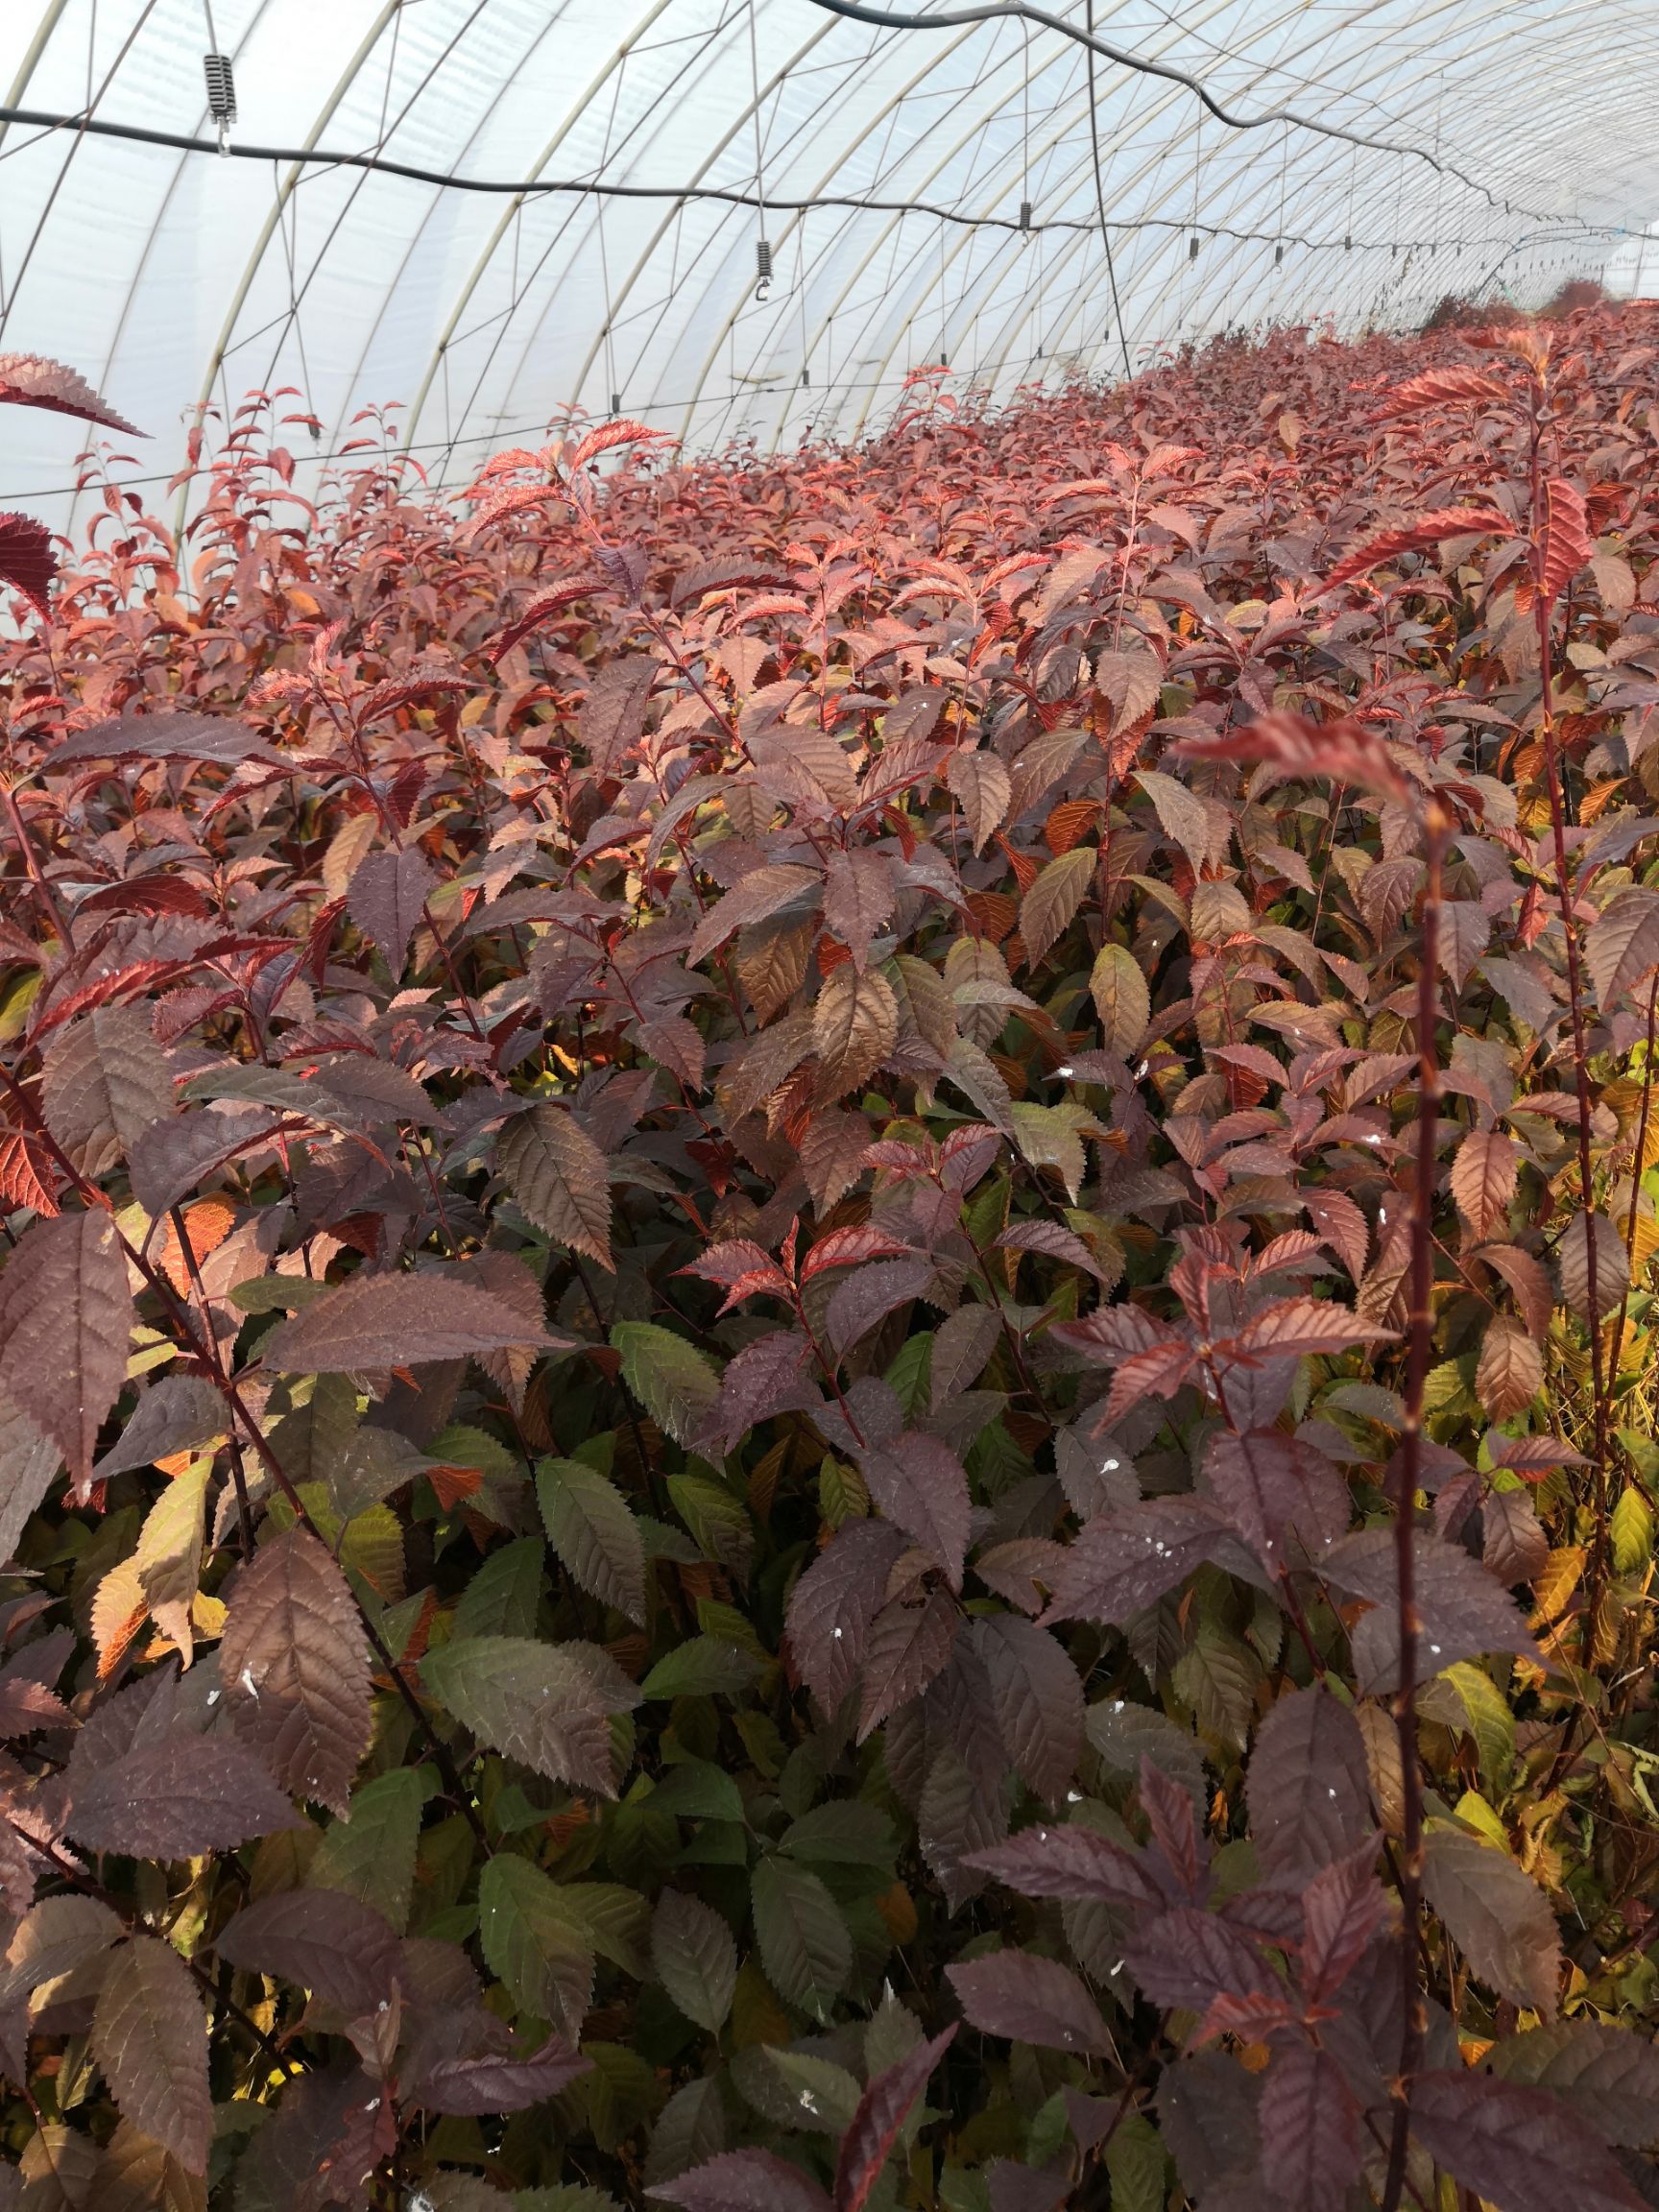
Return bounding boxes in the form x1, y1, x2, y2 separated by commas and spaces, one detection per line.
1606, 971, 1659, 1397
1380, 800, 1445, 2212
1529, 413, 1611, 1613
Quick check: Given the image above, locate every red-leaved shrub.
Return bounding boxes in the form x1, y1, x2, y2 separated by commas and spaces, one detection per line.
0, 303, 1656, 2210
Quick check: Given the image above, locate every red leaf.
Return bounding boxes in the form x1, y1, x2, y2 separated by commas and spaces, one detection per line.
801, 1224, 917, 1280
215, 1890, 400, 2017
0, 353, 141, 434
1224, 1295, 1397, 1361
488, 576, 605, 661
1317, 506, 1512, 593
1537, 476, 1593, 605
834, 2026, 956, 2212
220, 1528, 373, 1816
1371, 366, 1513, 416
858, 1431, 971, 1588
0, 512, 57, 616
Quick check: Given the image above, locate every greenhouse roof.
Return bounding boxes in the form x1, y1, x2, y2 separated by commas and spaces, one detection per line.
0, 0, 1647, 522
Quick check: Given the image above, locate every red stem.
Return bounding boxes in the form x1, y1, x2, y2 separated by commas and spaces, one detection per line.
1380, 801, 1445, 2212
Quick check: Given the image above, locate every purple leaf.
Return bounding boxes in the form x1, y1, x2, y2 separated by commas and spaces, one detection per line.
1042, 1495, 1265, 1626
785, 1519, 908, 1713
1204, 1429, 1350, 1559
1407, 2071, 1647, 2212
1245, 1686, 1373, 1877
1119, 1905, 1277, 2012
947, 1950, 1113, 2056
972, 1614, 1084, 1805
857, 1590, 958, 1740
963, 1822, 1164, 1911
1257, 2041, 1362, 2212
827, 1258, 935, 1358
409, 2032, 590, 2114
858, 1432, 971, 1588
348, 846, 437, 974
65, 1736, 302, 1859
216, 1891, 400, 2018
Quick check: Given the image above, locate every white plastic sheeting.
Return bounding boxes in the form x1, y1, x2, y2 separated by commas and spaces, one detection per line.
0, 0, 1644, 527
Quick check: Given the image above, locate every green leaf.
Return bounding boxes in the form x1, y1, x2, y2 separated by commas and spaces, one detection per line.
667, 1472, 754, 1577
1105, 2113, 1167, 2212
640, 1635, 762, 1701
778, 1801, 897, 1866
647, 1760, 745, 1825
538, 1456, 647, 1623
1612, 1483, 1652, 1575
309, 1768, 425, 1935
651, 1887, 737, 2032
611, 1322, 721, 1448
751, 1856, 852, 2021
1442, 1661, 1517, 1792
540, 1884, 652, 1979
453, 1536, 545, 1641
478, 1855, 594, 2040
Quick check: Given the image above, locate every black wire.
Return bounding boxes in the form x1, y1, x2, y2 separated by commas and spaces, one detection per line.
798, 0, 1580, 226
0, 105, 1607, 260
1085, 0, 1131, 379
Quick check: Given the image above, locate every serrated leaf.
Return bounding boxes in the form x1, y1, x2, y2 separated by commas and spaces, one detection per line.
1021, 846, 1094, 968
641, 1635, 761, 1701
1483, 2020, 1659, 2145
41, 1005, 175, 1176
751, 1856, 851, 2021
262, 1267, 558, 1371
1421, 1825, 1561, 2016
421, 1635, 638, 1793
309, 1766, 424, 1931
649, 2150, 833, 2212
0, 1211, 132, 1485
91, 1936, 210, 2173
538, 1456, 646, 1623
835, 2025, 956, 2212
221, 1528, 373, 1816
215, 1889, 401, 2018
1245, 1685, 1372, 1876
479, 1855, 596, 2041
651, 1888, 737, 2032
1555, 1210, 1629, 1323
1090, 942, 1151, 1057
64, 1735, 301, 1859
499, 1105, 614, 1269
813, 965, 898, 1104
972, 1614, 1083, 1805
1257, 2041, 1361, 2212
1451, 1129, 1518, 1241
946, 1950, 1111, 2056
613, 1322, 722, 1448
347, 845, 436, 974
1407, 2070, 1646, 2212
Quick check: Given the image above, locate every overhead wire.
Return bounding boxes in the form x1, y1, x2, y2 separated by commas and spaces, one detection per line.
0, 107, 1610, 259
795, 0, 1592, 224
1083, 0, 1132, 378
